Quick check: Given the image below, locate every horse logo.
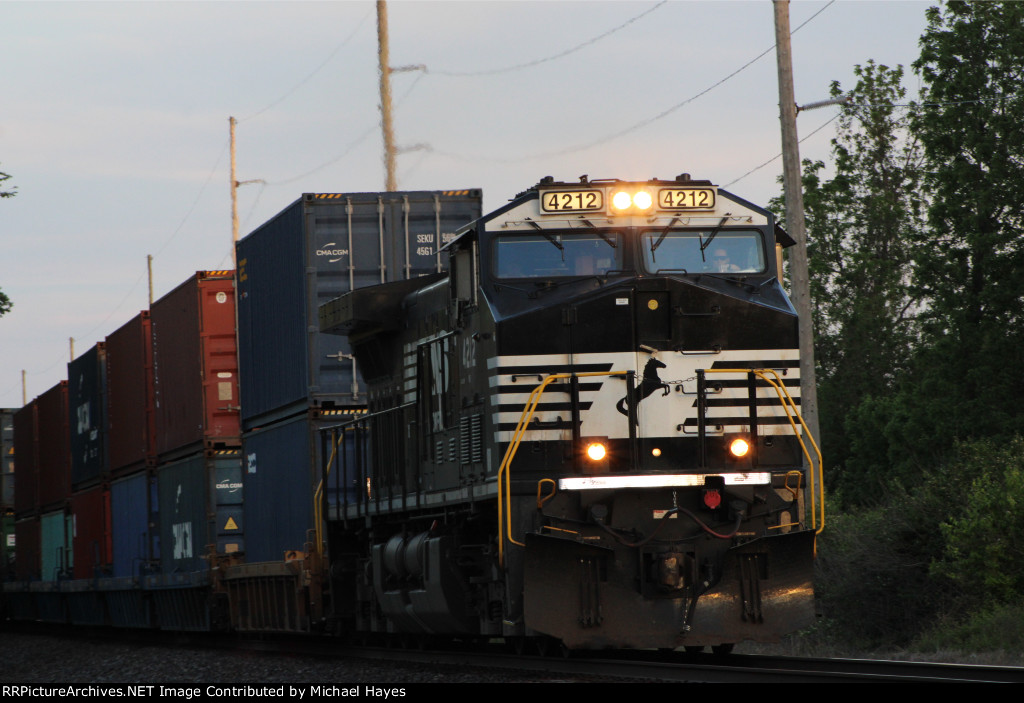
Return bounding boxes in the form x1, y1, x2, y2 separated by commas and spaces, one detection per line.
616, 357, 670, 423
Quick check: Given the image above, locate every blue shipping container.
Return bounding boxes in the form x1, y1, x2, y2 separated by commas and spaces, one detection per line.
241, 409, 360, 562
67, 343, 108, 487
110, 471, 158, 578
236, 190, 481, 429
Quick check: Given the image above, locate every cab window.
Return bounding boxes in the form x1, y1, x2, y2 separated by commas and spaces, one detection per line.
641, 230, 766, 275
494, 232, 622, 279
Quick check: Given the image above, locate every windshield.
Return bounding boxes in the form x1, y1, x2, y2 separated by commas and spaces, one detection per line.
641, 229, 766, 275
494, 231, 622, 279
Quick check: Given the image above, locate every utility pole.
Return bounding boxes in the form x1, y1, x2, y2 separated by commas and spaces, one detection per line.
377, 0, 397, 191
147, 254, 154, 306
773, 0, 820, 442
230, 116, 239, 265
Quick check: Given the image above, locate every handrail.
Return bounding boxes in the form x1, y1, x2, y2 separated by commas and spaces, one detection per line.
313, 429, 343, 557
496, 371, 628, 568
705, 368, 825, 534
315, 403, 417, 554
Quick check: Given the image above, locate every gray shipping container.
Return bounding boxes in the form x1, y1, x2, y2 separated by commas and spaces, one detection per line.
156, 450, 243, 574
236, 190, 481, 429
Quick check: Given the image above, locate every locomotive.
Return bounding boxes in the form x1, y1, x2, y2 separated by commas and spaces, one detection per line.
318, 175, 822, 650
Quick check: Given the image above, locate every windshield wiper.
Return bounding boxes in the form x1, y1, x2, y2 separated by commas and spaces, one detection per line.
698, 214, 732, 263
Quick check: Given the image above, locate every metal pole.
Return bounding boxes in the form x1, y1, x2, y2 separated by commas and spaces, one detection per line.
773, 0, 820, 442
230, 116, 239, 266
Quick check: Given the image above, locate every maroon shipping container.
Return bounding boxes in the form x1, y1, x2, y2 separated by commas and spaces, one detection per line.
151, 271, 240, 459
13, 402, 38, 517
106, 311, 156, 475
70, 485, 111, 579
37, 381, 71, 509
14, 516, 40, 580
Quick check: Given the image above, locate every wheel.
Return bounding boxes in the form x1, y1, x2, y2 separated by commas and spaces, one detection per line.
684, 645, 705, 654
711, 643, 734, 655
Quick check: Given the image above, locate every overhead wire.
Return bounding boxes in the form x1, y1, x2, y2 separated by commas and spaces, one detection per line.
238, 8, 373, 123
429, 0, 836, 163
428, 1, 667, 77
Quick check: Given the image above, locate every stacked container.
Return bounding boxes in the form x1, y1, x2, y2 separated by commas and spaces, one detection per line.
106, 312, 155, 476
151, 271, 243, 576
67, 343, 112, 578
236, 190, 481, 561
2, 408, 16, 579
104, 312, 158, 577
12, 382, 74, 582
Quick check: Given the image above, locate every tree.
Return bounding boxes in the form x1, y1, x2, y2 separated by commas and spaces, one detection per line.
0, 164, 13, 317
906, 1, 1024, 452
783, 62, 924, 505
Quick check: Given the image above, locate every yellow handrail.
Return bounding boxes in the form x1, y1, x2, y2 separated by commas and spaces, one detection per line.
312, 430, 344, 557
705, 368, 825, 534
496, 371, 627, 567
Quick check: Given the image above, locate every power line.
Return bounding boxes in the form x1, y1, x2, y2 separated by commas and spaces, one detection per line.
430, 0, 835, 163
429, 2, 667, 77
239, 8, 373, 123
724, 113, 841, 188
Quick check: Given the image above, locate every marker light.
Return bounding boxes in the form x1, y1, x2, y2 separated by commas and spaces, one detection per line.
651, 447, 662, 457
586, 442, 607, 461
612, 191, 632, 210
702, 489, 722, 510
729, 438, 751, 458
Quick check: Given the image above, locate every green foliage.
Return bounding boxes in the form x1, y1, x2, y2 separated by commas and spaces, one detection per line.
815, 457, 978, 648
932, 437, 1024, 605
0, 165, 14, 199
786, 62, 923, 506
906, 1, 1024, 451
798, 2, 1024, 653
913, 602, 1024, 655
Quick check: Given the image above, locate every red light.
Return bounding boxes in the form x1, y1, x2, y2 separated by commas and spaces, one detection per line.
703, 489, 722, 510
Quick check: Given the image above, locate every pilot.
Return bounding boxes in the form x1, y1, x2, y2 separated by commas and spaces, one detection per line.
712, 247, 740, 273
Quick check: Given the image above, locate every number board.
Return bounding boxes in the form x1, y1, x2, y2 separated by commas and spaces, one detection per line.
540, 190, 605, 214
657, 188, 717, 210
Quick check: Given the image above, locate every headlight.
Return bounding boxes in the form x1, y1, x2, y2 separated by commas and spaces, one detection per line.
611, 189, 653, 212
612, 191, 633, 210
729, 438, 750, 458
586, 442, 607, 461
632, 190, 653, 210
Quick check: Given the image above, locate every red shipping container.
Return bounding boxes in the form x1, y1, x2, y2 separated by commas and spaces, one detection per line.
70, 485, 111, 579
13, 402, 38, 517
36, 381, 71, 509
151, 271, 240, 458
106, 312, 156, 474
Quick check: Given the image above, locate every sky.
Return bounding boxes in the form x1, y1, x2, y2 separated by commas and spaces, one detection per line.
0, 0, 931, 408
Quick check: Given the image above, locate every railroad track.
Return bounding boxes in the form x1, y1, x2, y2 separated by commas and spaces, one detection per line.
3, 626, 1022, 683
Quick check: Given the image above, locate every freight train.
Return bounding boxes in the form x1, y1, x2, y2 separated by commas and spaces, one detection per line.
2, 176, 822, 653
